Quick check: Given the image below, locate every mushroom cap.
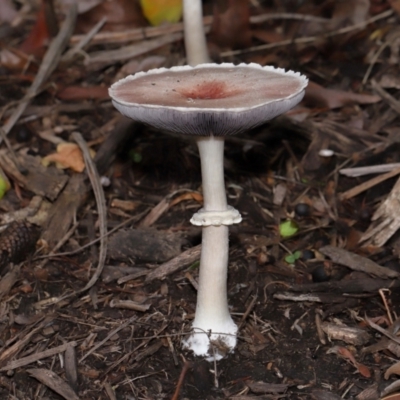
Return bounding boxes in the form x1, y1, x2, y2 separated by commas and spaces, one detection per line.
109, 63, 308, 136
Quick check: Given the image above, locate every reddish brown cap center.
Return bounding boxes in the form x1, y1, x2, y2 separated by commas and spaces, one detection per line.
178, 81, 239, 100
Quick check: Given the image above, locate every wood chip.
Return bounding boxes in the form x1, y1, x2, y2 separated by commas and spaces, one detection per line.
0, 341, 77, 371
247, 381, 288, 394
0, 151, 68, 201
339, 166, 400, 201
109, 299, 151, 312
27, 368, 79, 400
108, 228, 183, 263
42, 174, 87, 247
319, 246, 399, 278
64, 343, 78, 391
145, 244, 201, 282
321, 322, 371, 346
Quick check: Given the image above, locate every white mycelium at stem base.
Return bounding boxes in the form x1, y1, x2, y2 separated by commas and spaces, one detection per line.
183, 137, 241, 360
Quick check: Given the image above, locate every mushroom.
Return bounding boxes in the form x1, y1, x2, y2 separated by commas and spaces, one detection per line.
183, 0, 209, 65
109, 63, 308, 360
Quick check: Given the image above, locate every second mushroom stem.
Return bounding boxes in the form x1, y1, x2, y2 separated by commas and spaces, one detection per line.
183, 0, 210, 66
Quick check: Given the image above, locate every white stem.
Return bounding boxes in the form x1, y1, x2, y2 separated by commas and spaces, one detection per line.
194, 225, 233, 326
196, 137, 227, 211
183, 0, 210, 65
183, 136, 238, 360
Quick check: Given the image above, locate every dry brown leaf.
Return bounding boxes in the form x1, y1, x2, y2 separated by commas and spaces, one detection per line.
169, 192, 203, 207
385, 362, 400, 380
381, 393, 400, 400
328, 346, 371, 378
42, 142, 93, 173
27, 368, 79, 400
56, 86, 109, 101
304, 81, 381, 109
19, 2, 51, 57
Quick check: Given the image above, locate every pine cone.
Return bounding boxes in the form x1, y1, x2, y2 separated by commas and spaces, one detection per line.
0, 221, 40, 272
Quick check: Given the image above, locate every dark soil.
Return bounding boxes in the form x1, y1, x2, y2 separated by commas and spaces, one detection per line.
1, 1, 400, 399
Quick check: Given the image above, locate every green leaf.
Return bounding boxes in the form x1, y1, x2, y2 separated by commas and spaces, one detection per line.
285, 250, 302, 264
279, 220, 299, 238
0, 175, 9, 200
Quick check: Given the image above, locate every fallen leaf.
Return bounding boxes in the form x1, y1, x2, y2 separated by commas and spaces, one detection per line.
19, 0, 56, 57
42, 142, 93, 173
140, 0, 182, 26
327, 346, 371, 378
28, 369, 79, 400
0, 168, 10, 200
169, 192, 203, 207
56, 86, 109, 101
381, 394, 400, 400
279, 220, 299, 238
385, 361, 400, 380
304, 81, 381, 109
357, 362, 372, 378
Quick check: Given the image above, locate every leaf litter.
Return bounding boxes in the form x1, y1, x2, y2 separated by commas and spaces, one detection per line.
1, 0, 400, 398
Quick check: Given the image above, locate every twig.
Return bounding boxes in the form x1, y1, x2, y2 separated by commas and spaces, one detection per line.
69, 13, 331, 46
251, 12, 329, 23
103, 382, 117, 400
166, 336, 179, 366
340, 163, 400, 177
319, 245, 400, 279
0, 316, 54, 363
104, 323, 169, 375
62, 17, 107, 62
171, 361, 192, 400
366, 317, 400, 345
238, 294, 258, 330
184, 272, 199, 291
362, 41, 389, 85
379, 288, 393, 325
1, 4, 77, 139
315, 312, 326, 345
36, 210, 148, 259
339, 166, 400, 201
145, 245, 201, 282
36, 221, 79, 270
371, 79, 400, 114
0, 341, 77, 371
71, 132, 107, 294
221, 9, 393, 57
79, 315, 137, 363
87, 33, 182, 64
